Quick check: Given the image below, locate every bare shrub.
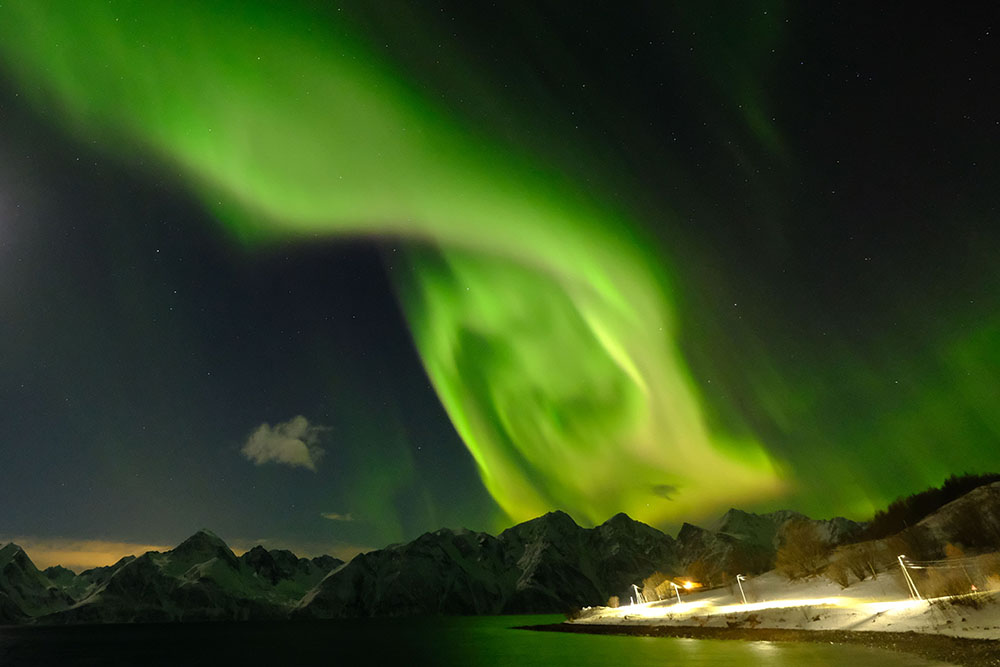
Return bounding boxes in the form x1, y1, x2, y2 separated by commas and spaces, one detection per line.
980, 553, 1000, 590
642, 571, 669, 602
654, 579, 675, 601
828, 541, 881, 585
980, 552, 1000, 572
947, 593, 990, 609
826, 558, 850, 588
920, 569, 969, 598
776, 520, 831, 580
851, 542, 880, 580
606, 595, 620, 608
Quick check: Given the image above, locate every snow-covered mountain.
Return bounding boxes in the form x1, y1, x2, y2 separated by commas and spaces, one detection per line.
295, 510, 680, 618
0, 531, 344, 625
7, 487, 990, 625
713, 508, 865, 550
0, 543, 73, 621
295, 507, 870, 618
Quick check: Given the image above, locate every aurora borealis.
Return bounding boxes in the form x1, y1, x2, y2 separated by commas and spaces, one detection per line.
0, 2, 998, 558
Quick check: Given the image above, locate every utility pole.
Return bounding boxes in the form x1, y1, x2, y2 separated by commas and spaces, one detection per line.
736, 574, 748, 604
897, 555, 922, 600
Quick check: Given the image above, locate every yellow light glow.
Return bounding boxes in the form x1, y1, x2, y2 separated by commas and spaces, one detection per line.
601, 595, 933, 621
714, 597, 845, 614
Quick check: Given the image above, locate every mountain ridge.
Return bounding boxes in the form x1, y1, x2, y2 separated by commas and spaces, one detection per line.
7, 483, 999, 625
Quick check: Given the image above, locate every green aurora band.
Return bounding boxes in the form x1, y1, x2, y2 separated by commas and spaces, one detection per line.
0, 2, 790, 525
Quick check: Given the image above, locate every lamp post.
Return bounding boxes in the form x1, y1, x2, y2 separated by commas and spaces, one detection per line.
669, 581, 682, 604
897, 555, 922, 600
736, 574, 747, 604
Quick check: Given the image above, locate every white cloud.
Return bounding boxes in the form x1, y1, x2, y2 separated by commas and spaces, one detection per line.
320, 512, 354, 522
241, 415, 326, 471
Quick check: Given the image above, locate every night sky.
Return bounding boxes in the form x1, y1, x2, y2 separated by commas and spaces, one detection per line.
1, 1, 998, 569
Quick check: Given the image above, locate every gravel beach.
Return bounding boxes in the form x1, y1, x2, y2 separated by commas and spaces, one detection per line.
519, 622, 1000, 666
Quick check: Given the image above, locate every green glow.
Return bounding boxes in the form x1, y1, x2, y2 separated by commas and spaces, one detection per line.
0, 2, 785, 525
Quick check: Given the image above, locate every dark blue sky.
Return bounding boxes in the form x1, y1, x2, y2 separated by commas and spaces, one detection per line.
1, 1, 998, 566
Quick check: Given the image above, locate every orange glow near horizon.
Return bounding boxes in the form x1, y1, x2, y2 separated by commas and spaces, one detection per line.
1, 535, 370, 572
2, 538, 173, 572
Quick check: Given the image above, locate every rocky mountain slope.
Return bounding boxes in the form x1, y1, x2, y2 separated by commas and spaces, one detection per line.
713, 508, 864, 548
916, 481, 1000, 550
0, 543, 73, 620
0, 531, 343, 625
295, 508, 866, 618
295, 511, 681, 618
0, 498, 935, 625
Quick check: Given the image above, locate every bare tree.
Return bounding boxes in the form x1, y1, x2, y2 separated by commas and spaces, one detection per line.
833, 541, 880, 582
775, 519, 831, 580
826, 558, 850, 588
642, 572, 669, 602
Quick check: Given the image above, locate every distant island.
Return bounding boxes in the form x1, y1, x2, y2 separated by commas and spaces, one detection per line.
2, 474, 998, 628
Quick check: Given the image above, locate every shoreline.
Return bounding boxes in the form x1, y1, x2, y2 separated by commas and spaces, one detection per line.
517, 622, 1000, 667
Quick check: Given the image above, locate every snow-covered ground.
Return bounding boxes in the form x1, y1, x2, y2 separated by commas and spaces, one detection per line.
572, 571, 1000, 639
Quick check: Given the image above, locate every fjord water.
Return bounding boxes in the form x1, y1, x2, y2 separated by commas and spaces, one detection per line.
0, 616, 951, 666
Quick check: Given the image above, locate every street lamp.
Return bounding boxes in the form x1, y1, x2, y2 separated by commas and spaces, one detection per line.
735, 574, 747, 604
669, 581, 682, 604
897, 555, 922, 600
631, 583, 645, 605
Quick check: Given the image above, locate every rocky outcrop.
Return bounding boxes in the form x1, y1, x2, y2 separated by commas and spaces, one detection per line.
295, 511, 680, 618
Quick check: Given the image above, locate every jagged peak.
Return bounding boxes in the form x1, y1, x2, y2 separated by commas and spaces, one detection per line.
528, 509, 578, 527
172, 529, 234, 560
241, 545, 270, 557
268, 548, 300, 560
713, 507, 808, 532
0, 542, 24, 558
761, 509, 807, 522
311, 554, 343, 569
0, 542, 30, 566
719, 507, 748, 518
676, 522, 710, 540
603, 511, 637, 525
496, 510, 580, 544
239, 545, 274, 568
598, 512, 662, 534
518, 510, 576, 531
190, 528, 223, 541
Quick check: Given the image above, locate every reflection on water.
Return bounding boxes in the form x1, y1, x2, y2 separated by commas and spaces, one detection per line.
0, 616, 954, 666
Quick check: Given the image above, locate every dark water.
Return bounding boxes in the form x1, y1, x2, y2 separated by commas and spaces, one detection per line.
0, 616, 952, 666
